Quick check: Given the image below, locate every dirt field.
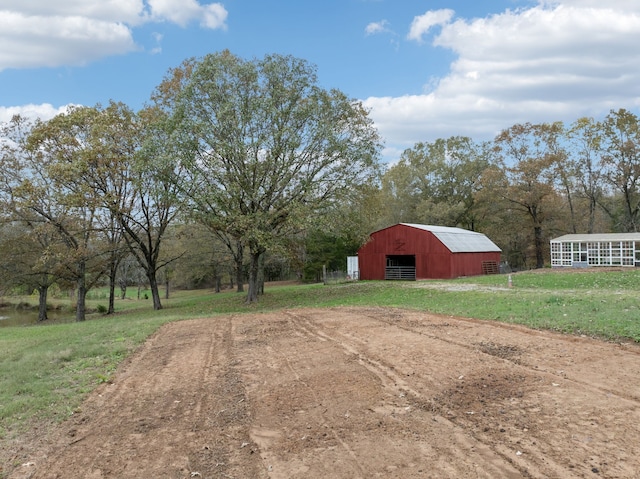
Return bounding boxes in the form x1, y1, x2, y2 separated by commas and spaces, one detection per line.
7, 307, 640, 478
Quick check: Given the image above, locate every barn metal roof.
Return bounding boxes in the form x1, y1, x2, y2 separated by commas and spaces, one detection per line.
401, 224, 502, 253
551, 233, 640, 242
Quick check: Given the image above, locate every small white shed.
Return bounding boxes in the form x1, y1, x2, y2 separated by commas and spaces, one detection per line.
347, 256, 359, 279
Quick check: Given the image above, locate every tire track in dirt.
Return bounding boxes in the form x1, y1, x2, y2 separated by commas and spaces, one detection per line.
271, 342, 368, 479
283, 310, 536, 478
287, 308, 640, 479
234, 313, 373, 479
235, 310, 524, 478
10, 317, 265, 479
359, 307, 640, 404
284, 311, 423, 399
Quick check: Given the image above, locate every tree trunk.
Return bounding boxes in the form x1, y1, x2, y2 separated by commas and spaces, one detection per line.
258, 252, 265, 295
588, 196, 597, 234
37, 284, 49, 322
165, 277, 170, 300
76, 261, 87, 322
246, 248, 264, 303
235, 240, 244, 293
564, 184, 577, 234
534, 225, 544, 269
148, 268, 163, 310
623, 185, 638, 232
108, 261, 117, 314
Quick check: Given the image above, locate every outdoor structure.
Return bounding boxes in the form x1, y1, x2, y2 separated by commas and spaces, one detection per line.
550, 233, 640, 267
357, 223, 502, 280
346, 256, 359, 280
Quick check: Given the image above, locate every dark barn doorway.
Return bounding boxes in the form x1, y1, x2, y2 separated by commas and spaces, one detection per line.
385, 255, 416, 280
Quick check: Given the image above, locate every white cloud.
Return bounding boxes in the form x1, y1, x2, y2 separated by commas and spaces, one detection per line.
0, 103, 74, 123
540, 0, 640, 11
147, 0, 227, 29
150, 32, 163, 54
407, 9, 454, 44
365, 20, 390, 36
366, 1, 640, 160
0, 12, 137, 69
0, 1, 228, 71
200, 2, 228, 29
0, 0, 144, 24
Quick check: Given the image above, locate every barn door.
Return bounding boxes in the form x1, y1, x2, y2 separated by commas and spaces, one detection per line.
385, 255, 416, 280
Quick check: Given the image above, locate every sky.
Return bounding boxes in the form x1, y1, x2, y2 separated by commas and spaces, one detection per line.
1, 0, 640, 163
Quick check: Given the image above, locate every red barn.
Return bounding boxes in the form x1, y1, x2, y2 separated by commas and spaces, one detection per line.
357, 223, 502, 280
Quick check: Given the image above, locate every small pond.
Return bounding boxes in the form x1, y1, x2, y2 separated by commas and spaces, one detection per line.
0, 308, 69, 327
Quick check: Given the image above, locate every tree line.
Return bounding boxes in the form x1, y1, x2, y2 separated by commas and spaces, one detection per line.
1, 50, 639, 321
377, 111, 640, 270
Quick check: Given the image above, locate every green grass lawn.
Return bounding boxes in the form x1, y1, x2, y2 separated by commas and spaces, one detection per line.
1, 268, 640, 465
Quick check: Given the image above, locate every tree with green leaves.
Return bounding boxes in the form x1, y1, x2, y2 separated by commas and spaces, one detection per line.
482, 123, 562, 268
108, 104, 185, 310
567, 117, 606, 233
0, 220, 60, 321
599, 109, 640, 232
169, 51, 381, 303
379, 136, 490, 230
536, 122, 579, 233
378, 159, 420, 225
164, 222, 237, 291
6, 111, 112, 321
37, 102, 185, 311
0, 116, 61, 320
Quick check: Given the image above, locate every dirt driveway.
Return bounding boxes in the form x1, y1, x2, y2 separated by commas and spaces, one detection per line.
8, 307, 640, 478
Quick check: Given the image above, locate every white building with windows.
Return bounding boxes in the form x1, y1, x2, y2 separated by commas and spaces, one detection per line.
550, 233, 640, 268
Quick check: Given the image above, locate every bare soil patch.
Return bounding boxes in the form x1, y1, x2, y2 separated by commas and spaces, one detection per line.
6, 307, 640, 478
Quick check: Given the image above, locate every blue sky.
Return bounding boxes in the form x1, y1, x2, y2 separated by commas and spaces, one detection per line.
1, 0, 639, 162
